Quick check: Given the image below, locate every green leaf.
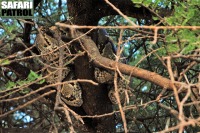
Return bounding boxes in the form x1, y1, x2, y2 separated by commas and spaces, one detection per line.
17, 80, 26, 86
152, 16, 159, 21
28, 70, 40, 81
182, 44, 196, 54
143, 0, 151, 7
38, 79, 45, 84
20, 88, 30, 94
6, 81, 16, 89
166, 44, 179, 54
0, 59, 11, 66
132, 0, 143, 4
28, 70, 45, 84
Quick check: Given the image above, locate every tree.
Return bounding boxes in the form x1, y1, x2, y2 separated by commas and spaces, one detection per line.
0, 0, 200, 132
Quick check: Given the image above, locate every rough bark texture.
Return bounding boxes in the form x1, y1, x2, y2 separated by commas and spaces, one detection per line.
74, 54, 115, 132
7, 0, 174, 132
66, 0, 154, 132
67, 0, 152, 25
72, 31, 187, 91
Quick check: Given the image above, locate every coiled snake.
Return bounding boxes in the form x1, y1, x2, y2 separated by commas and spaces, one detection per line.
94, 29, 130, 104
35, 26, 83, 107
35, 26, 129, 105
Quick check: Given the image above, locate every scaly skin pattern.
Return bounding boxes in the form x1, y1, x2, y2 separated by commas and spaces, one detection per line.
35, 26, 83, 107
94, 29, 130, 104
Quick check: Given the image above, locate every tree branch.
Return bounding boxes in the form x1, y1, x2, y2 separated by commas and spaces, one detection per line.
67, 0, 154, 25
73, 30, 186, 91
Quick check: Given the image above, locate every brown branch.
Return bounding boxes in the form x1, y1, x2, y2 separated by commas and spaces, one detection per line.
67, 0, 153, 25
55, 23, 200, 30
0, 90, 55, 118
72, 30, 187, 91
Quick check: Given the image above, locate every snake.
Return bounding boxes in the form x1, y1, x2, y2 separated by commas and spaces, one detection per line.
35, 26, 83, 107
94, 29, 130, 104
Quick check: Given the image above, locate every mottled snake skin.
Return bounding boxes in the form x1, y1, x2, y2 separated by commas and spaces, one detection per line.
108, 78, 130, 104
35, 26, 83, 107
61, 72, 83, 106
94, 29, 129, 104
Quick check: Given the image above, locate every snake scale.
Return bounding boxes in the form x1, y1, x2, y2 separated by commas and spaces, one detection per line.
94, 29, 130, 104
35, 26, 129, 105
35, 26, 83, 107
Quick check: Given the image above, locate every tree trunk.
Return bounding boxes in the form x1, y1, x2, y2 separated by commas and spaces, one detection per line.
66, 0, 156, 132
67, 0, 118, 132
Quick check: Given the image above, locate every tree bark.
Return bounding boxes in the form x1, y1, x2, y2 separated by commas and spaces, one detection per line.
66, 0, 155, 132
67, 0, 153, 25
72, 30, 187, 91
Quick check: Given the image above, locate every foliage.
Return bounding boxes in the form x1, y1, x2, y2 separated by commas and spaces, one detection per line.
0, 0, 200, 132
6, 70, 45, 93
0, 59, 10, 66
132, 0, 200, 55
